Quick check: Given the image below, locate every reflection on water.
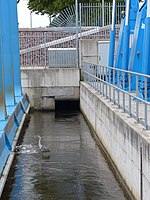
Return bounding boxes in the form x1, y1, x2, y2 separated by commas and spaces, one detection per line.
2, 111, 127, 200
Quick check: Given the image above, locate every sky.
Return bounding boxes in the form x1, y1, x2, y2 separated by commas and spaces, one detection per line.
17, 0, 50, 28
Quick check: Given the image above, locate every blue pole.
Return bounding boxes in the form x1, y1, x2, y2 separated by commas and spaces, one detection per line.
108, 0, 116, 68
108, 0, 116, 83
120, 0, 130, 89
0, 6, 6, 120
139, 0, 150, 100
0, 41, 7, 120
0, 0, 15, 106
141, 17, 150, 75
9, 0, 22, 98
122, 0, 130, 70
122, 25, 130, 70
109, 30, 115, 68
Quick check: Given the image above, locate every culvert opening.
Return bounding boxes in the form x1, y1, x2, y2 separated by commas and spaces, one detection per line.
55, 100, 80, 111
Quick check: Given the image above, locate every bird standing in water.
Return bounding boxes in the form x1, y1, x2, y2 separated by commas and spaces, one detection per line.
37, 136, 50, 152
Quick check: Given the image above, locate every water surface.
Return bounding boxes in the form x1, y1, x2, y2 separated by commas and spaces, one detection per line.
2, 111, 127, 200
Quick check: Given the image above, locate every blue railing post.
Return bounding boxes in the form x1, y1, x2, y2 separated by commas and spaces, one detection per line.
10, 0, 22, 98
0, 0, 15, 106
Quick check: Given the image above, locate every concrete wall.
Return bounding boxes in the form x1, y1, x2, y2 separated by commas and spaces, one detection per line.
79, 39, 99, 67
21, 68, 80, 110
79, 38, 118, 69
80, 82, 150, 200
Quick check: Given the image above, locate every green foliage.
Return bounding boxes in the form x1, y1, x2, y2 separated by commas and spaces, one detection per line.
27, 0, 104, 16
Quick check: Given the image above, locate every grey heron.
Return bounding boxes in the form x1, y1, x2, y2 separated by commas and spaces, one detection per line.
37, 136, 50, 152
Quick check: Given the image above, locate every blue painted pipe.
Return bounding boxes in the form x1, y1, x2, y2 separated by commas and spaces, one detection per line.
115, 19, 124, 69
0, 32, 6, 120
122, 25, 130, 70
108, 30, 116, 83
0, 2, 7, 120
141, 18, 150, 75
0, 0, 15, 106
108, 0, 116, 83
139, 17, 150, 100
108, 30, 116, 68
10, 0, 22, 98
120, 25, 130, 88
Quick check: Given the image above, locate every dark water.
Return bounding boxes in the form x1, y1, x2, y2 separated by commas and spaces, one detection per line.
2, 111, 127, 200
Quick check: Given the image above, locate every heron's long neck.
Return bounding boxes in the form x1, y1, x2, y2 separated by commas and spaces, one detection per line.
38, 137, 42, 149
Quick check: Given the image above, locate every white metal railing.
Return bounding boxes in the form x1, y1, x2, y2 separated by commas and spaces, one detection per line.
50, 3, 125, 27
79, 2, 125, 27
83, 62, 150, 130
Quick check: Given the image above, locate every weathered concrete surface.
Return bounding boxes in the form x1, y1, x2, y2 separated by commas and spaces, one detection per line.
21, 68, 80, 110
79, 39, 99, 81
80, 81, 150, 200
79, 39, 99, 67
79, 39, 118, 68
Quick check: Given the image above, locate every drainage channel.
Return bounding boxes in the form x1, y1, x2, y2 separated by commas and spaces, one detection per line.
1, 109, 127, 200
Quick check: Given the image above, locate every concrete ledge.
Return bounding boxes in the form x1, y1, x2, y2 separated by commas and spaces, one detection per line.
80, 82, 150, 200
21, 68, 80, 109
21, 68, 80, 87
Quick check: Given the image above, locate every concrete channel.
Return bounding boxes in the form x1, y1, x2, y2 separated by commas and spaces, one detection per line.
1, 108, 128, 199
80, 82, 150, 200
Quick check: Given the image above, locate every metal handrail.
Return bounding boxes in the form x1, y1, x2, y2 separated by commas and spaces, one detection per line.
83, 62, 150, 130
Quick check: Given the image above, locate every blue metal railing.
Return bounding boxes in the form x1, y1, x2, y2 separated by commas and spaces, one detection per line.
0, 1, 30, 187
0, 0, 22, 121
83, 62, 150, 130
